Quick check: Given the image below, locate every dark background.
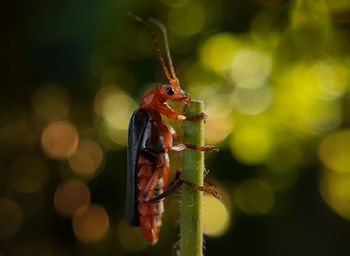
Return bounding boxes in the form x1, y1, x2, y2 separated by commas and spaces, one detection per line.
2, 0, 350, 255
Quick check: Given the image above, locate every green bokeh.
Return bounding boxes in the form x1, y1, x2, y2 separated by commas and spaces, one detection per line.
2, 0, 350, 255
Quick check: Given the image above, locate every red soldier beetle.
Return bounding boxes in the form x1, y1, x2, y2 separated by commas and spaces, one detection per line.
126, 13, 220, 244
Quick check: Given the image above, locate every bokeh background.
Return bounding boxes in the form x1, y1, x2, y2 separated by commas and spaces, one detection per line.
2, 0, 350, 255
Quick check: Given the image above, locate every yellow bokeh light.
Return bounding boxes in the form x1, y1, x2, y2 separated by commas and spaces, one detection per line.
54, 180, 90, 216
205, 94, 235, 145
319, 130, 350, 173
41, 121, 79, 160
306, 100, 342, 133
312, 61, 348, 100
0, 197, 23, 239
230, 49, 272, 89
203, 194, 230, 237
188, 83, 222, 104
94, 85, 124, 116
200, 33, 240, 73
32, 83, 70, 122
273, 68, 343, 134
320, 170, 350, 220
230, 123, 274, 165
73, 204, 110, 243
233, 85, 274, 115
94, 85, 137, 147
103, 94, 135, 130
168, 1, 206, 37
118, 219, 149, 252
68, 139, 104, 178
292, 61, 348, 101
11, 156, 49, 194
106, 126, 128, 146
206, 116, 235, 145
234, 179, 274, 215
205, 94, 233, 119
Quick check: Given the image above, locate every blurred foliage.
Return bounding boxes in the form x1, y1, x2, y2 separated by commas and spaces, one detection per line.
2, 0, 350, 255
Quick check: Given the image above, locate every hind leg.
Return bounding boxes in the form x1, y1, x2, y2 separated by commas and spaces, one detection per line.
149, 169, 221, 202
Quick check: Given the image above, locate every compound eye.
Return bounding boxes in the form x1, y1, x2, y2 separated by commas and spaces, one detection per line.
166, 87, 174, 96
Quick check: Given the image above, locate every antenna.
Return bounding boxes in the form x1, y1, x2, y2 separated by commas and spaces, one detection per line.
149, 18, 178, 82
128, 13, 178, 86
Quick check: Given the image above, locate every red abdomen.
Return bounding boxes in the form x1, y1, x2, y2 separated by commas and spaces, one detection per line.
137, 154, 169, 244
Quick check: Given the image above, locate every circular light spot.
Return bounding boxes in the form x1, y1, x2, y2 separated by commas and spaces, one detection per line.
168, 1, 206, 37
200, 33, 240, 73
233, 85, 274, 115
68, 140, 103, 178
230, 123, 274, 165
230, 49, 272, 89
205, 94, 235, 145
94, 85, 124, 116
54, 180, 90, 216
94, 86, 137, 147
273, 69, 343, 134
234, 179, 274, 215
41, 121, 79, 160
103, 94, 135, 130
106, 126, 128, 146
291, 61, 348, 101
320, 170, 350, 220
11, 156, 49, 193
118, 219, 149, 252
203, 195, 230, 237
311, 61, 348, 100
0, 197, 23, 239
73, 204, 109, 243
305, 100, 342, 133
206, 95, 233, 118
319, 130, 350, 173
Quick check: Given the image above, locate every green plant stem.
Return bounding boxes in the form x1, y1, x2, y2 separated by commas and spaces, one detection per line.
181, 100, 204, 256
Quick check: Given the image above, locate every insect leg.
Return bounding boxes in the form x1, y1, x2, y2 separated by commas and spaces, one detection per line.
181, 180, 221, 199
140, 155, 165, 202
184, 112, 207, 121
167, 169, 182, 188
204, 178, 217, 187
149, 175, 183, 202
160, 123, 218, 152
163, 122, 183, 140
170, 144, 218, 152
149, 170, 221, 202
172, 134, 183, 140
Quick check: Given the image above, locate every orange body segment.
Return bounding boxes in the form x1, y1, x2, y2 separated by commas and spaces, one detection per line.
137, 154, 169, 244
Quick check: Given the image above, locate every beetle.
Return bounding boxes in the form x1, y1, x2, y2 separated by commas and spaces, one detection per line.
126, 14, 219, 244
